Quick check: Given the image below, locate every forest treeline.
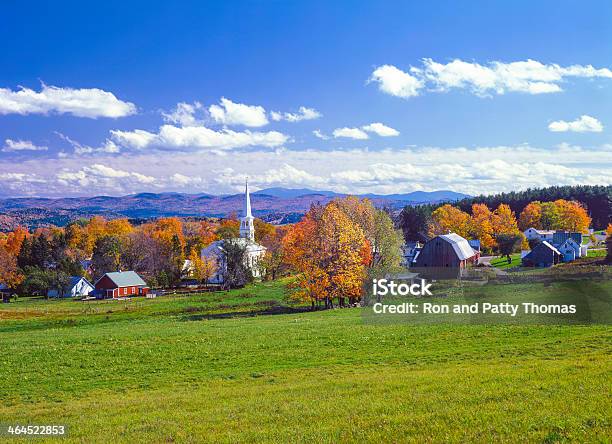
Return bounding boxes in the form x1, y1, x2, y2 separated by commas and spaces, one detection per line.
399, 185, 610, 244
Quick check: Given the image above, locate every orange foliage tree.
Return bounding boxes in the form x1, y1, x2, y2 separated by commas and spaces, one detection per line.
0, 245, 24, 289
518, 202, 542, 231
283, 199, 371, 308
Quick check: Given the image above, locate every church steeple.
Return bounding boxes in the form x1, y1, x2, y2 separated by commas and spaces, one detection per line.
239, 179, 255, 241
244, 179, 252, 218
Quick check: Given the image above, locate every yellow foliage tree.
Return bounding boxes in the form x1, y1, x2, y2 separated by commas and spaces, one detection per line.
553, 199, 591, 233
469, 204, 496, 251
429, 204, 470, 238
492, 204, 520, 235
319, 203, 367, 305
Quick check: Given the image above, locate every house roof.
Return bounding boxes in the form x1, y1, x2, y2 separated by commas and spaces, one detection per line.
558, 238, 580, 250
68, 276, 93, 290
201, 238, 266, 258
540, 241, 561, 255
526, 228, 555, 235
98, 271, 147, 288
438, 233, 476, 260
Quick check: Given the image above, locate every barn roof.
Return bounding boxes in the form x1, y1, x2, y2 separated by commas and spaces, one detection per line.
438, 233, 476, 260
100, 271, 147, 288
540, 241, 561, 255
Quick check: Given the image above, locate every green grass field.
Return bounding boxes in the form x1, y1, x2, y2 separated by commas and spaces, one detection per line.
1, 278, 610, 443
490, 253, 522, 269
587, 249, 607, 258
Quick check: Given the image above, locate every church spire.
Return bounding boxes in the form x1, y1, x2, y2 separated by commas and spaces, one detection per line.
239, 178, 255, 241
244, 178, 252, 218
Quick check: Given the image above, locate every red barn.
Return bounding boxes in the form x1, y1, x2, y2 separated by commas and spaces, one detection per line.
94, 271, 149, 299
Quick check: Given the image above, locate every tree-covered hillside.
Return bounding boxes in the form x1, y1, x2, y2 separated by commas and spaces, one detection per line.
455, 185, 611, 229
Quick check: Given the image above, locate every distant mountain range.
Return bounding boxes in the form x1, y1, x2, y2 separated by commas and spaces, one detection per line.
0, 188, 469, 230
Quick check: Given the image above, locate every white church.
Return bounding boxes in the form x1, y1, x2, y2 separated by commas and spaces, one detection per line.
201, 181, 267, 284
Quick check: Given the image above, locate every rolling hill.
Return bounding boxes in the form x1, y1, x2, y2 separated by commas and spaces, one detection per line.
0, 188, 469, 229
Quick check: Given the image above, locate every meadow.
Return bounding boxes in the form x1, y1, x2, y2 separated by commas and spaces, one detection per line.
0, 277, 610, 443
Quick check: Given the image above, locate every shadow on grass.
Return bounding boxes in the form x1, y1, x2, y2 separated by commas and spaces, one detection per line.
183, 304, 314, 321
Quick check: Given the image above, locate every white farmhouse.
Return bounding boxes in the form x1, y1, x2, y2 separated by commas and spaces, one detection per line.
47, 276, 94, 298
201, 181, 267, 284
523, 228, 555, 241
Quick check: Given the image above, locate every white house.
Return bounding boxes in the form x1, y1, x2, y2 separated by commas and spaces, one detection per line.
47, 276, 94, 298
523, 228, 554, 241
201, 180, 267, 284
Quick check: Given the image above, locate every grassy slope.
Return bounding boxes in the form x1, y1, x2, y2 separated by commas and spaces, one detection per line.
0, 279, 610, 443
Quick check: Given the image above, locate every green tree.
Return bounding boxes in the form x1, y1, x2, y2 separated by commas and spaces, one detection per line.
220, 240, 253, 289
495, 234, 523, 261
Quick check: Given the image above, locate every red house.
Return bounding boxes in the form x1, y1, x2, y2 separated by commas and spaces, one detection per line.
94, 271, 149, 299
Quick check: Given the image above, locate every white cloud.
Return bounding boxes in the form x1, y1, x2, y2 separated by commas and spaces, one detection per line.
2, 139, 48, 152
332, 127, 369, 140
270, 106, 322, 122
548, 115, 603, 133
2, 143, 610, 197
57, 164, 155, 190
0, 84, 136, 118
162, 102, 203, 126
369, 64, 424, 98
112, 124, 289, 151
361, 122, 399, 137
330, 123, 399, 139
110, 129, 156, 150
208, 97, 268, 127
370, 59, 612, 98
313, 129, 330, 140
56, 132, 120, 155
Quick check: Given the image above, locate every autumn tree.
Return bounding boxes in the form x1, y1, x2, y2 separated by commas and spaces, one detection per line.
319, 203, 368, 307
216, 219, 240, 239
260, 226, 288, 281
283, 206, 330, 309
492, 204, 520, 235
4, 226, 28, 257
540, 202, 560, 230
254, 218, 275, 244
0, 245, 24, 291
518, 202, 542, 231
429, 204, 470, 238
553, 199, 591, 233
183, 220, 217, 253
469, 204, 496, 252
106, 219, 134, 238
85, 216, 108, 255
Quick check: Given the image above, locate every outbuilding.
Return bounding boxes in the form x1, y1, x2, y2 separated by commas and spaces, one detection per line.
521, 241, 561, 267
413, 233, 478, 268
94, 271, 149, 299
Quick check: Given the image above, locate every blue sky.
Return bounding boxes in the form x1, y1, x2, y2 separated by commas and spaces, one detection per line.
1, 0, 611, 197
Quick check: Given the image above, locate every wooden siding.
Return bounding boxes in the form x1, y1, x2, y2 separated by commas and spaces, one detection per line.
522, 243, 560, 267
415, 237, 466, 268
